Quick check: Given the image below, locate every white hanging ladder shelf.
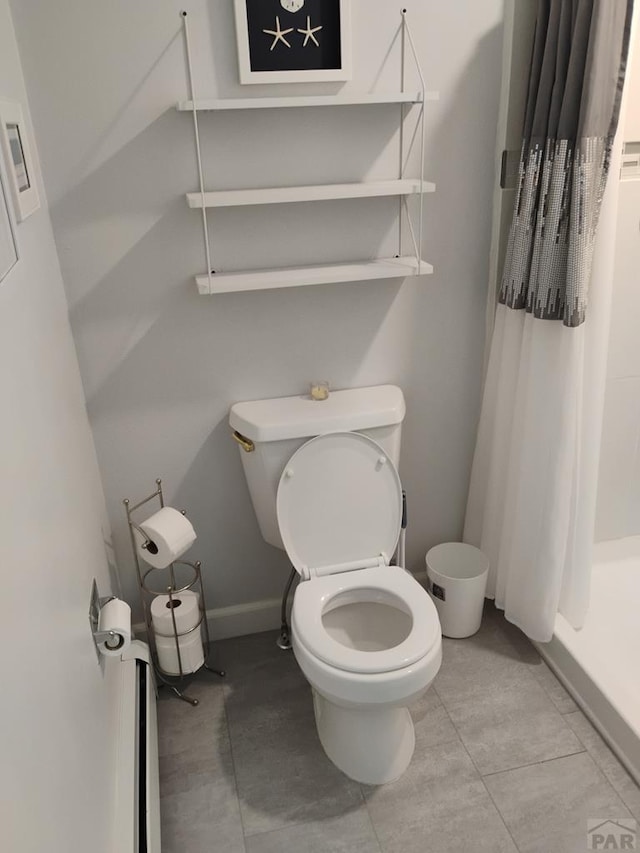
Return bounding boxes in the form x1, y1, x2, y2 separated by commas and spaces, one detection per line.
195, 258, 433, 295
179, 9, 437, 295
186, 179, 435, 209
176, 91, 438, 111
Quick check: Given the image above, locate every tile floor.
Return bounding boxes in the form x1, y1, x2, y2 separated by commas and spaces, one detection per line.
158, 604, 640, 853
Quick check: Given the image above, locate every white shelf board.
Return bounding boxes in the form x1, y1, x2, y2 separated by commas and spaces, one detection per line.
195, 257, 433, 295
177, 92, 438, 111
186, 179, 436, 209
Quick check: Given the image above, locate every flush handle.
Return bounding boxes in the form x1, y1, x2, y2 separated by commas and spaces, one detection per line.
231, 430, 255, 453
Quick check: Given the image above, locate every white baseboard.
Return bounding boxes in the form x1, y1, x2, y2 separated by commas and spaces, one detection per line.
134, 569, 428, 642
133, 597, 282, 643
205, 597, 283, 640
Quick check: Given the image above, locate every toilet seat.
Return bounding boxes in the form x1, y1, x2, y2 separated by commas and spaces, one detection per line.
277, 431, 440, 675
277, 431, 402, 579
292, 565, 441, 674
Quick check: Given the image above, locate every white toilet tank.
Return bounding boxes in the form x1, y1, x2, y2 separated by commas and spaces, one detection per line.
229, 385, 406, 550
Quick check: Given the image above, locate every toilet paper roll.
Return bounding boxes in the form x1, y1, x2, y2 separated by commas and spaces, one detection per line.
151, 590, 204, 675
97, 598, 132, 657
155, 629, 205, 675
135, 507, 197, 569
150, 589, 200, 636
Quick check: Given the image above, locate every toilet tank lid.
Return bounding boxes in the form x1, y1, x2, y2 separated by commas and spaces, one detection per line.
229, 385, 405, 443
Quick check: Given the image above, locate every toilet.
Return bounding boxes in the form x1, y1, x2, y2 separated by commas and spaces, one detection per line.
229, 385, 442, 784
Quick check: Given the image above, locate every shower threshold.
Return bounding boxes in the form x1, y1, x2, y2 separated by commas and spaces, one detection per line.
536, 535, 640, 784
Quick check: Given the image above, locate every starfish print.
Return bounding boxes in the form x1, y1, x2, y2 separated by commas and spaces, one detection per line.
263, 16, 294, 51
297, 16, 322, 47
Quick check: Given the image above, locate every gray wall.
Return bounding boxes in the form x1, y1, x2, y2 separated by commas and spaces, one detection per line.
595, 177, 640, 542
11, 0, 505, 623
594, 25, 640, 544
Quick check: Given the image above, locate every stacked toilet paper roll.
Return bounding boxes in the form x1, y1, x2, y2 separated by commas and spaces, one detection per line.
135, 506, 197, 569
151, 589, 204, 675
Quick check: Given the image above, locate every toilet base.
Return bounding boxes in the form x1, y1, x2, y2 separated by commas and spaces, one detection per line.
312, 689, 416, 785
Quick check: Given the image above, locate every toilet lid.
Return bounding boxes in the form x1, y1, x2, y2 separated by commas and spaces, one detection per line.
277, 432, 402, 577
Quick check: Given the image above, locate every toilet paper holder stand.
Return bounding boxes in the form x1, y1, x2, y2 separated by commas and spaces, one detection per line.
123, 478, 225, 706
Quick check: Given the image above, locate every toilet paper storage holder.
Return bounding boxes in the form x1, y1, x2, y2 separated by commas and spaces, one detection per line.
123, 478, 225, 706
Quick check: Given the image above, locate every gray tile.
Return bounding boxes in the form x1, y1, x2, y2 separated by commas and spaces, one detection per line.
220, 635, 363, 835
158, 677, 244, 852
435, 634, 583, 775
225, 668, 310, 738
475, 601, 541, 664
222, 633, 461, 837
158, 626, 635, 853
222, 635, 316, 761
161, 776, 245, 853
566, 711, 640, 820
157, 676, 228, 760
408, 688, 460, 750
221, 632, 309, 723
434, 632, 536, 709
527, 659, 579, 715
448, 679, 584, 776
217, 631, 301, 686
230, 695, 364, 836
475, 605, 577, 713
485, 752, 632, 853
245, 809, 381, 853
160, 742, 235, 799
363, 739, 517, 853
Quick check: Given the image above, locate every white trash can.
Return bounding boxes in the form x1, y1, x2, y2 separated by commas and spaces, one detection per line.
426, 543, 489, 638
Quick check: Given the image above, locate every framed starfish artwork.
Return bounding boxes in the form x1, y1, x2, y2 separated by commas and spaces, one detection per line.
234, 0, 351, 84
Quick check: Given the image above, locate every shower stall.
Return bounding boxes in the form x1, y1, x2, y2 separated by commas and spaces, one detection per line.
485, 0, 640, 784
540, 159, 640, 784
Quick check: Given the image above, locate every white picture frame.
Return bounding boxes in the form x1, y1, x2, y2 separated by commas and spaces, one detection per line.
234, 0, 352, 85
0, 100, 40, 222
0, 161, 18, 284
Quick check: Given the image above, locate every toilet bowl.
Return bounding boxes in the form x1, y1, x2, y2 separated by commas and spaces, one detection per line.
277, 431, 442, 785
292, 566, 442, 784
